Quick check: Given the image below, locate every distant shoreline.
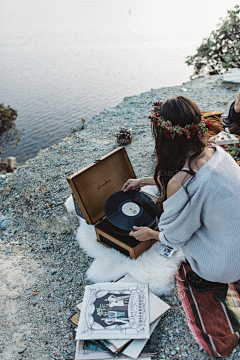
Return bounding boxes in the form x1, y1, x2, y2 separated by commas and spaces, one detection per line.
2, 74, 238, 168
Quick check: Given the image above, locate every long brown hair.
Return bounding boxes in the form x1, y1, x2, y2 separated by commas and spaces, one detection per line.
152, 96, 206, 197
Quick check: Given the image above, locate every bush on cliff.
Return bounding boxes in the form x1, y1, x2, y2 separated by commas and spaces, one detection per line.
0, 103, 21, 154
186, 5, 240, 78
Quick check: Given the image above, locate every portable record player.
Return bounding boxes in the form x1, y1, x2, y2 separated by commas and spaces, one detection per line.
67, 147, 158, 259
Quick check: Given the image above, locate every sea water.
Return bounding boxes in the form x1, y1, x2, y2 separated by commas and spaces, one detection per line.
0, 0, 237, 164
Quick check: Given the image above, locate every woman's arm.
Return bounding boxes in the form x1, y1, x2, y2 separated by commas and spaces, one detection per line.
121, 177, 156, 192
143, 177, 157, 185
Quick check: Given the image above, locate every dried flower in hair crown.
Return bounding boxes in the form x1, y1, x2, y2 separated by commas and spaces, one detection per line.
149, 101, 212, 140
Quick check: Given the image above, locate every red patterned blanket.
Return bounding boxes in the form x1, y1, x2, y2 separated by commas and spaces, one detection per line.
177, 262, 240, 358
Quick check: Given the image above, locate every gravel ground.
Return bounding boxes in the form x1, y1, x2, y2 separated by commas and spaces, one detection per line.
1, 75, 240, 360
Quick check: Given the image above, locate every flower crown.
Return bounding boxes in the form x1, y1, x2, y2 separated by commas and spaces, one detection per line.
149, 101, 212, 140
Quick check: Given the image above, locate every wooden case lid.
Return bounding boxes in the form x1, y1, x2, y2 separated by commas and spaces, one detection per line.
67, 147, 136, 225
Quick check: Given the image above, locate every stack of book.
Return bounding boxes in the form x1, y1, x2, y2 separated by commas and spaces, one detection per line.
71, 274, 170, 360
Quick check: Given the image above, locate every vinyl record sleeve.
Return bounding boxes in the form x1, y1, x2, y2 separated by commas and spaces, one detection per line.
68, 312, 80, 327
74, 338, 152, 360
74, 339, 131, 360
76, 283, 149, 340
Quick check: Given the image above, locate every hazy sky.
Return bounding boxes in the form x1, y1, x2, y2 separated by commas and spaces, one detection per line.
1, 0, 239, 162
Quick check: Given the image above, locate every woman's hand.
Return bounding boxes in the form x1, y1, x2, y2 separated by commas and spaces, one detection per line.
121, 178, 144, 192
129, 226, 160, 242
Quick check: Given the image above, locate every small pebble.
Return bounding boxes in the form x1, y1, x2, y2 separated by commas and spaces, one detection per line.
18, 347, 26, 354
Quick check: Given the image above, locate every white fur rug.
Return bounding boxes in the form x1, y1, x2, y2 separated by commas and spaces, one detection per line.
65, 186, 185, 296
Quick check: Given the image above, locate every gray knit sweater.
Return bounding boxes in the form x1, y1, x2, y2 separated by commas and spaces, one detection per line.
158, 145, 240, 283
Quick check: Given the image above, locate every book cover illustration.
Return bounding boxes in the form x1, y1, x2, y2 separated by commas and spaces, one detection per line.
75, 339, 131, 359
68, 312, 80, 327
83, 340, 107, 352
75, 339, 113, 358
76, 283, 149, 340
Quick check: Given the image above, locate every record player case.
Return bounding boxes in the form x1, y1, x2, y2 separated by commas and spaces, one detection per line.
67, 147, 157, 259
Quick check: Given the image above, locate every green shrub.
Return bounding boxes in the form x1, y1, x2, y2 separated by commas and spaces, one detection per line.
0, 103, 21, 154
186, 5, 240, 78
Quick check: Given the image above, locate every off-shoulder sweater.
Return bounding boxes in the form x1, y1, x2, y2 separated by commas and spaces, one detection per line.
158, 145, 240, 283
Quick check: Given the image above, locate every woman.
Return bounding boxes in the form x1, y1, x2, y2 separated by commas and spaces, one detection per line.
228, 88, 240, 134
122, 96, 240, 302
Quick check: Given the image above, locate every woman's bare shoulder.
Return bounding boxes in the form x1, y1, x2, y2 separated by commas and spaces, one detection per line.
166, 148, 216, 199
167, 171, 191, 199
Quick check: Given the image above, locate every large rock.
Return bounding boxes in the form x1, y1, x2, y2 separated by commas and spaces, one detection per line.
220, 68, 240, 84
0, 156, 18, 174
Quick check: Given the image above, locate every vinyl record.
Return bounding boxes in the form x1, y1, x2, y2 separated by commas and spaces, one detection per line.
104, 190, 156, 236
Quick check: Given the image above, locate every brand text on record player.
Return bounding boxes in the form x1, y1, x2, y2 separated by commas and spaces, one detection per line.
97, 179, 111, 190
